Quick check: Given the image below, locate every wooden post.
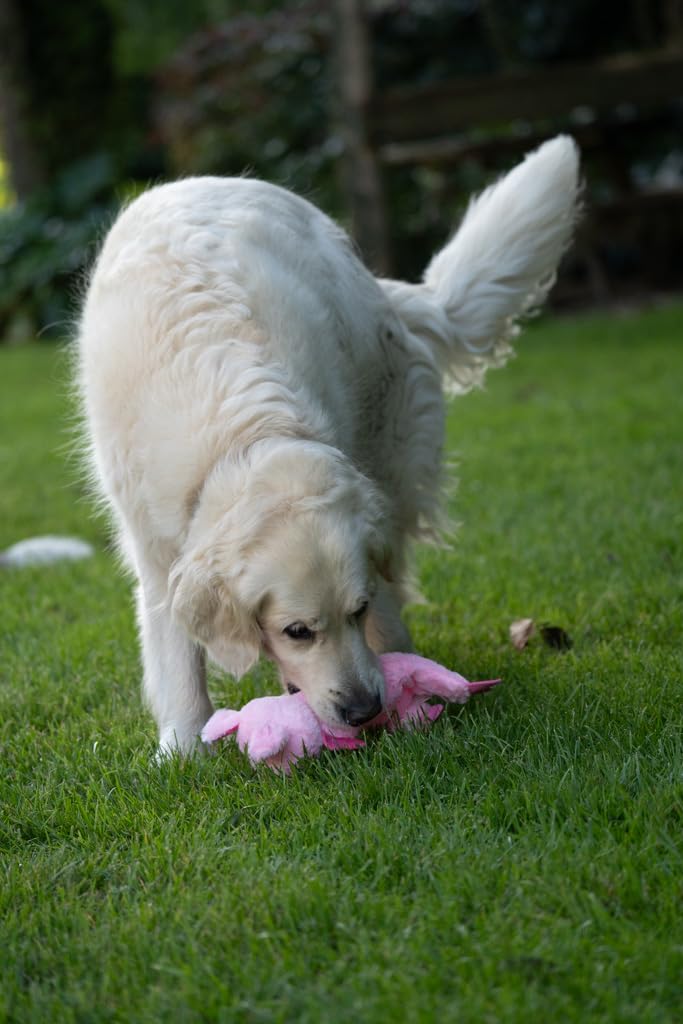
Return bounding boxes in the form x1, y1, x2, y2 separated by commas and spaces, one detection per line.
334, 0, 391, 275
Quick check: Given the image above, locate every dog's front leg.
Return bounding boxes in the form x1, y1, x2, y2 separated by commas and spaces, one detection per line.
136, 581, 214, 756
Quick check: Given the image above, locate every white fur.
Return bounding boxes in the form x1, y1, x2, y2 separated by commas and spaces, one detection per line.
77, 136, 580, 754
381, 135, 581, 392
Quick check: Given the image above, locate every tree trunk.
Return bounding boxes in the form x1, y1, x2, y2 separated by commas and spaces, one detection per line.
0, 0, 119, 201
334, 0, 391, 275
0, 0, 46, 198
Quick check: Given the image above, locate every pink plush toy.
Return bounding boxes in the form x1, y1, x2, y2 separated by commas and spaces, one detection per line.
201, 652, 501, 773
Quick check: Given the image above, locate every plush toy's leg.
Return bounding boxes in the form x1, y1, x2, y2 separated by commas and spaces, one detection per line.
244, 722, 289, 766
400, 655, 472, 702
398, 655, 501, 703
322, 733, 366, 751
390, 700, 445, 731
425, 704, 444, 723
266, 751, 295, 775
467, 679, 502, 694
201, 709, 240, 743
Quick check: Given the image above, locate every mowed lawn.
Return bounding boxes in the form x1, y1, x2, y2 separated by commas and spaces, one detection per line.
1, 305, 681, 1023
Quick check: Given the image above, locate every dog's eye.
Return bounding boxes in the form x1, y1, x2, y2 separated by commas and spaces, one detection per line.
283, 622, 315, 642
353, 601, 369, 620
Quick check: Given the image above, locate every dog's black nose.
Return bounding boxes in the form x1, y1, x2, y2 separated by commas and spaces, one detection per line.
341, 696, 383, 727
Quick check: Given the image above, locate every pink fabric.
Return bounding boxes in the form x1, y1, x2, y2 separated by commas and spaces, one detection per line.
371, 653, 500, 731
201, 652, 501, 773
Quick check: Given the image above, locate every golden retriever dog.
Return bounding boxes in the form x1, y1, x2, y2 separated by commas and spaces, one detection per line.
77, 136, 580, 755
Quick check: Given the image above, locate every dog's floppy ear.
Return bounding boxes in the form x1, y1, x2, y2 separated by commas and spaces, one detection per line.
370, 540, 396, 584
359, 481, 396, 583
169, 553, 261, 679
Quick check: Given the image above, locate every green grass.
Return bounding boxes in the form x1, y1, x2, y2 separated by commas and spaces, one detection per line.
1, 306, 682, 1023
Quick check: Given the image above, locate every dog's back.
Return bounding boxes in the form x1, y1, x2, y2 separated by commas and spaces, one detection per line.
78, 177, 411, 551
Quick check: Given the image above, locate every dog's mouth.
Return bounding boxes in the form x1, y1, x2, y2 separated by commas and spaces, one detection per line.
286, 682, 300, 695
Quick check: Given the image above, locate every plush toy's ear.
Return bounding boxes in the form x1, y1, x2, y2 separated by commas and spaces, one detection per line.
169, 553, 261, 679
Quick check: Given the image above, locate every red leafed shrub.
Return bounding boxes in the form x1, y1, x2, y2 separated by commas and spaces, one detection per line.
154, 4, 341, 211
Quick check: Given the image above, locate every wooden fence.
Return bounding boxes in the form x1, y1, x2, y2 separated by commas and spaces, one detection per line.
336, 1, 683, 302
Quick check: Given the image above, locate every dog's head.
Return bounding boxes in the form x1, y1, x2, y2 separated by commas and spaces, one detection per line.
169, 440, 391, 727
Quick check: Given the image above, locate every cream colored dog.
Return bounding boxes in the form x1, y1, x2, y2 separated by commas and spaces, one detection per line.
77, 136, 580, 755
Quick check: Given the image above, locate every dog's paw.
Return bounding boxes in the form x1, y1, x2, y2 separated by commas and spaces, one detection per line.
155, 723, 211, 762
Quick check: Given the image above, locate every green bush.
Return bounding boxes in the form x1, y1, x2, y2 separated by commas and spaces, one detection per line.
0, 154, 121, 342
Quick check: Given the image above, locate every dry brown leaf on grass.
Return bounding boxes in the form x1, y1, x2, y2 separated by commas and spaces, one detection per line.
509, 618, 573, 652
510, 618, 536, 650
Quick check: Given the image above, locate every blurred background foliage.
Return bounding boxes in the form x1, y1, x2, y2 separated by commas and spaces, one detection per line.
1, 0, 682, 340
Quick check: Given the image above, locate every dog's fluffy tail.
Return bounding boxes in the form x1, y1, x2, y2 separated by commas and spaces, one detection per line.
380, 135, 581, 392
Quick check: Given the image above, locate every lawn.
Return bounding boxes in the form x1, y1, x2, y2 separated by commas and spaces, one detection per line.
1, 304, 681, 1023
